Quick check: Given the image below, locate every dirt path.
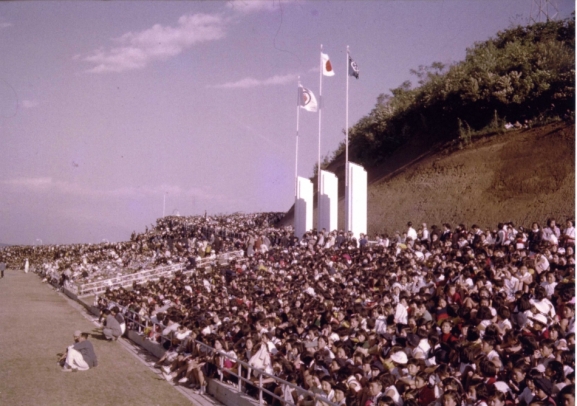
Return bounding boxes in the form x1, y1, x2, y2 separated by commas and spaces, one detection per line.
0, 270, 193, 406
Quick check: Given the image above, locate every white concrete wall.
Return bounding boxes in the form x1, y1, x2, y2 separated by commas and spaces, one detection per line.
344, 162, 367, 238
294, 176, 313, 238
319, 170, 338, 232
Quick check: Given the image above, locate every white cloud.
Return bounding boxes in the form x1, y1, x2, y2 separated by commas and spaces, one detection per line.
0, 22, 12, 29
1, 177, 221, 201
211, 73, 296, 89
82, 13, 227, 73
21, 99, 39, 109
226, 0, 297, 14
226, 0, 279, 14
5, 177, 52, 188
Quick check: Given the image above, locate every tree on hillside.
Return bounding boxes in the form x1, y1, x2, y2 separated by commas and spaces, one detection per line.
343, 16, 575, 168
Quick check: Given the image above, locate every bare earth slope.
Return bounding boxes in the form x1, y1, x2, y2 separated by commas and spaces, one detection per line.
366, 122, 575, 234
280, 122, 575, 233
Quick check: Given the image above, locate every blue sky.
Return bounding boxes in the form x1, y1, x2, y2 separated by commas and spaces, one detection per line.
0, 0, 574, 245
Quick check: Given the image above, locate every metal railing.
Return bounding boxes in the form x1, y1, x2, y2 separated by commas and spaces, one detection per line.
194, 250, 245, 268
75, 250, 245, 297
207, 348, 339, 406
109, 301, 339, 406
75, 264, 184, 297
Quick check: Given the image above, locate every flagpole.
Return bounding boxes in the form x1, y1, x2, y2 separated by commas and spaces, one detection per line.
346, 46, 350, 189
317, 44, 323, 230
295, 77, 301, 199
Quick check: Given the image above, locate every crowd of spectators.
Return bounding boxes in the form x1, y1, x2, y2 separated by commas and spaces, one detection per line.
1, 214, 574, 406
0, 212, 285, 288
89, 217, 575, 406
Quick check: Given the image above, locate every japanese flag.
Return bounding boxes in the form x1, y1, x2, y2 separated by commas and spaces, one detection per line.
321, 53, 335, 77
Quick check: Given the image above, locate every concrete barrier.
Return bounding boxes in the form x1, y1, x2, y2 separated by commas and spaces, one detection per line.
126, 330, 166, 359
61, 286, 100, 316
208, 379, 259, 406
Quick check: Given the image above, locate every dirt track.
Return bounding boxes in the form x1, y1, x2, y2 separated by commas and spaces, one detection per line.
0, 270, 192, 406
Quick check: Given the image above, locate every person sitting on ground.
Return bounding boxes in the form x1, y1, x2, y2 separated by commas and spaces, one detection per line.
102, 308, 122, 341
59, 330, 97, 371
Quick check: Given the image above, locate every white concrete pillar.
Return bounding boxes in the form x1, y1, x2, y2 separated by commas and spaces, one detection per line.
344, 162, 367, 238
294, 177, 313, 238
319, 170, 338, 232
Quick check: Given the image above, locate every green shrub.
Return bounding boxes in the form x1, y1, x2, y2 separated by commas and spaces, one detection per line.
338, 16, 575, 168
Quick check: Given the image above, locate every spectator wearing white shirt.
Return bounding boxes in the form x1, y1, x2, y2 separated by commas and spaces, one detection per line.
407, 221, 418, 242
534, 253, 550, 275
480, 335, 502, 368
495, 306, 513, 335
542, 218, 561, 243
501, 268, 520, 301
531, 286, 556, 320
540, 272, 558, 299
421, 223, 430, 245
561, 219, 575, 247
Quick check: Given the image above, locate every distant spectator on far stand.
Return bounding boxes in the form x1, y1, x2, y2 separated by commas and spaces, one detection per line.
420, 223, 430, 248
542, 218, 561, 245
335, 231, 345, 249
529, 222, 543, 252
430, 232, 442, 250
495, 223, 507, 246
359, 234, 368, 252
440, 223, 452, 243
470, 224, 482, 247
561, 219, 575, 248
407, 222, 418, 243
